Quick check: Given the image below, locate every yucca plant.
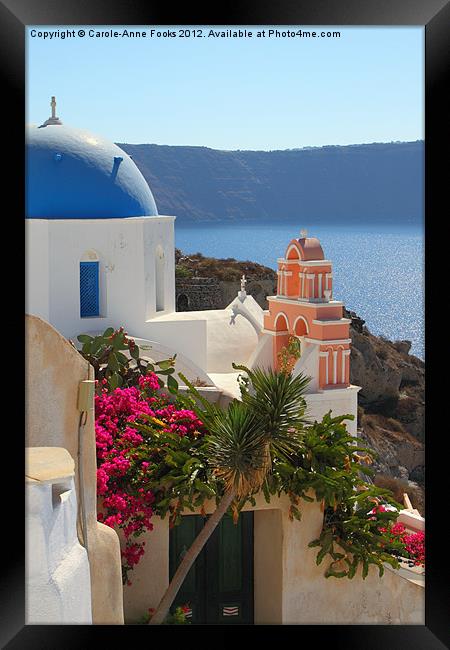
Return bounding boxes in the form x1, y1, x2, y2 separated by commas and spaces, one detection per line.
148, 365, 310, 625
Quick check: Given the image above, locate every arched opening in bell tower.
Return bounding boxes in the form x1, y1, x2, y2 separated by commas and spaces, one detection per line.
293, 315, 309, 358
273, 312, 290, 370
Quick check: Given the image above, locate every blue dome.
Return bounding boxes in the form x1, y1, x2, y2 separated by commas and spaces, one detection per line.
26, 123, 158, 219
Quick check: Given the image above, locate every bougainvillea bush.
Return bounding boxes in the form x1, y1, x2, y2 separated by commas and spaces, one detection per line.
381, 518, 425, 568
95, 375, 207, 584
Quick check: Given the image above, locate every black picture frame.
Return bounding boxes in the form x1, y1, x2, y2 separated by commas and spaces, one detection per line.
5, 1, 449, 647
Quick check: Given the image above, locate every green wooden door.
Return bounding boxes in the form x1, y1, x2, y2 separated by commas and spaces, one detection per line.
169, 512, 254, 624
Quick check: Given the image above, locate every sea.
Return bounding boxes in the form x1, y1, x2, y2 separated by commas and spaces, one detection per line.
175, 222, 425, 360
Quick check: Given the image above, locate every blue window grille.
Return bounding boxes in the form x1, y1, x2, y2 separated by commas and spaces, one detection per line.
80, 261, 100, 317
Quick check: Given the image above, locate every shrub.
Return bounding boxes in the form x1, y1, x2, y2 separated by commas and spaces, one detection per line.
175, 265, 194, 279
75, 327, 179, 394
95, 377, 206, 584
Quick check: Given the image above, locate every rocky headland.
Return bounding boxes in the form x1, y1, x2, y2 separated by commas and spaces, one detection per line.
175, 251, 425, 512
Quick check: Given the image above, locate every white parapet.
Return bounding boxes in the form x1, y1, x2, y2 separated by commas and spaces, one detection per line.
25, 447, 92, 624
304, 385, 360, 435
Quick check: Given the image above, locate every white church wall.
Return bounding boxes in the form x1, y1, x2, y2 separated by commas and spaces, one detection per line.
203, 311, 259, 373
26, 217, 175, 341
26, 220, 50, 321
143, 218, 176, 319
132, 336, 212, 385
144, 319, 208, 371
145, 308, 259, 374
247, 333, 273, 371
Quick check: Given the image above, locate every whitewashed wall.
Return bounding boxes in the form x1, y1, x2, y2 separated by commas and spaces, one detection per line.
26, 217, 175, 341
26, 219, 50, 320
305, 386, 360, 435
26, 458, 92, 624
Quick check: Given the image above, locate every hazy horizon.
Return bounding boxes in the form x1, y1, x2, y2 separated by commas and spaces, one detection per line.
114, 138, 424, 152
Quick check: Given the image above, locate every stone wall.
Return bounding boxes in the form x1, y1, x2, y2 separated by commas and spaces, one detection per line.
176, 277, 276, 311
176, 277, 222, 311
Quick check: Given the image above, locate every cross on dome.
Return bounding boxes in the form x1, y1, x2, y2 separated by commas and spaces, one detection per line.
300, 228, 308, 239
39, 95, 63, 127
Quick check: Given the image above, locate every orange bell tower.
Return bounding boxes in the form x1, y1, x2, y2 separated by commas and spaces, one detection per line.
263, 231, 352, 390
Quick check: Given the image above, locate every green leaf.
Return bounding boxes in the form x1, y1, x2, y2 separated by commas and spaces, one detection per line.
116, 351, 129, 365
276, 462, 295, 478
325, 567, 347, 579
90, 337, 104, 354
103, 327, 114, 337
362, 560, 369, 579
167, 374, 179, 395
82, 341, 92, 354
130, 345, 140, 360
182, 458, 200, 475
347, 563, 357, 579
109, 373, 122, 390
158, 359, 174, 371
108, 352, 120, 373
290, 505, 302, 521
194, 479, 215, 496
77, 334, 93, 343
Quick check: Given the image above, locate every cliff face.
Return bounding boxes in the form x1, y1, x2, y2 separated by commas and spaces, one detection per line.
344, 310, 424, 497
119, 141, 424, 225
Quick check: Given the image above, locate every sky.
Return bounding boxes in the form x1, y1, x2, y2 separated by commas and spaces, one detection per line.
26, 26, 424, 151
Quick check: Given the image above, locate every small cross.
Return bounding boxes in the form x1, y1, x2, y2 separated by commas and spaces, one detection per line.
300, 229, 308, 239
240, 274, 247, 292
51, 96, 56, 119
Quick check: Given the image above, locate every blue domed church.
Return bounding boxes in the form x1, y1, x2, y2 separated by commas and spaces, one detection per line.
26, 97, 176, 339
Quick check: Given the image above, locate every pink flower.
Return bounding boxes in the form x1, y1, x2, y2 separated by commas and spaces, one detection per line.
139, 373, 160, 393
94, 381, 206, 583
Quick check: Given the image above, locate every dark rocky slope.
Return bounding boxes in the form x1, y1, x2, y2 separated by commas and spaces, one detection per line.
345, 309, 425, 511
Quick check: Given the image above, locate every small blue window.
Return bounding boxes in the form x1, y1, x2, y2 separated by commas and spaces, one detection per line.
80, 261, 100, 317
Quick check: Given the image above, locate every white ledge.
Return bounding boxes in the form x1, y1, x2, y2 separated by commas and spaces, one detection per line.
25, 447, 75, 484
312, 319, 352, 325
267, 296, 344, 307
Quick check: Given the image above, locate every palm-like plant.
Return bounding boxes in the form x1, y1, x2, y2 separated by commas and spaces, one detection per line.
149, 365, 310, 625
